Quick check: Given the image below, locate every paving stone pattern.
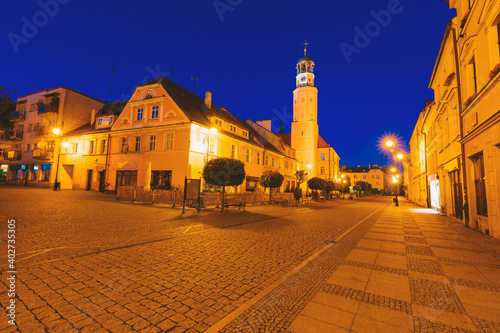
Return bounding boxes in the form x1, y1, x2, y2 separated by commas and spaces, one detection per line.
286, 200, 500, 333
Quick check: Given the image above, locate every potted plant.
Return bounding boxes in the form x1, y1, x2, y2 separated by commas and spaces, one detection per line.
464, 93, 477, 109
460, 11, 469, 29
489, 63, 500, 80
444, 72, 455, 86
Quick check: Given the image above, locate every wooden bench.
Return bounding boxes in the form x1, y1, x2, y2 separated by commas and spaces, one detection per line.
222, 201, 246, 212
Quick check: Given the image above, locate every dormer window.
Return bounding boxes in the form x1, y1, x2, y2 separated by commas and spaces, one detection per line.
230, 125, 237, 133
243, 130, 248, 138
215, 119, 223, 127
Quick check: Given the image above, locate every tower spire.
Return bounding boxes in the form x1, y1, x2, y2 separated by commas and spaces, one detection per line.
303, 41, 309, 56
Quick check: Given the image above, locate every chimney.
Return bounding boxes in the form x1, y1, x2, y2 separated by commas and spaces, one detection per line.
205, 91, 212, 109
91, 109, 97, 125
357, 165, 360, 168
369, 164, 371, 169
256, 120, 272, 132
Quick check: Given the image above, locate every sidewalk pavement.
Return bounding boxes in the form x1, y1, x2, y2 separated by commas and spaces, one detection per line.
288, 199, 500, 333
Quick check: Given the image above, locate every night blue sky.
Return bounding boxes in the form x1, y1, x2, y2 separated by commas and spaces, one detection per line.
1, 0, 456, 167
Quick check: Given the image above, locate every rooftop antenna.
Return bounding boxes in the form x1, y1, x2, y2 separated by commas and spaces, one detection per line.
303, 40, 309, 56
191, 76, 198, 94
168, 66, 174, 81
109, 66, 115, 102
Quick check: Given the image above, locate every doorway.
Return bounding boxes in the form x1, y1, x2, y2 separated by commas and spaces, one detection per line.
449, 170, 463, 220
86, 170, 93, 191
99, 170, 106, 193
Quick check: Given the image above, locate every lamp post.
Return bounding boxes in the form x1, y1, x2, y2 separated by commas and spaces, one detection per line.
52, 127, 63, 191
384, 138, 404, 206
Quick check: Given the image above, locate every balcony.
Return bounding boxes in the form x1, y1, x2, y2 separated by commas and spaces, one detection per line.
37, 104, 58, 115
6, 149, 21, 161
4, 129, 23, 141
10, 111, 25, 122
35, 126, 50, 137
32, 148, 53, 160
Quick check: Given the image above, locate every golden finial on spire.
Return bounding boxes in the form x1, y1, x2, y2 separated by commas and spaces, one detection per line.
303, 41, 309, 56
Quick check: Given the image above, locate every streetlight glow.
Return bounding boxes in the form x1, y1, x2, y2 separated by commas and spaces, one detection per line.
209, 128, 218, 135
307, 164, 312, 169
384, 139, 395, 148
52, 128, 61, 135
391, 167, 396, 172
62, 142, 69, 148
396, 153, 404, 160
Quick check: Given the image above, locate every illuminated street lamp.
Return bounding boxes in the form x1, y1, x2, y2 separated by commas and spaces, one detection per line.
384, 138, 404, 206
52, 126, 63, 191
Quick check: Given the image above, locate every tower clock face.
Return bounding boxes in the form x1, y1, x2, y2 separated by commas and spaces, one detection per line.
301, 76, 307, 82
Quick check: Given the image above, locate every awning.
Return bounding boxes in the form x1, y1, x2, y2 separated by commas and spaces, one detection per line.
9, 165, 21, 170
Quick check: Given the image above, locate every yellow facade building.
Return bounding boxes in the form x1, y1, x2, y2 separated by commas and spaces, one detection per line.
407, 0, 500, 238
8, 51, 340, 197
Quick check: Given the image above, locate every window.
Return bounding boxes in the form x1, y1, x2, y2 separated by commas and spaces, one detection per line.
151, 105, 159, 119
47, 141, 55, 152
71, 143, 78, 154
376, 175, 380, 179
285, 161, 289, 169
26, 144, 30, 152
135, 136, 141, 152
256, 152, 261, 165
271, 157, 275, 167
497, 21, 500, 58
371, 175, 375, 179
151, 170, 172, 190
230, 125, 237, 133
28, 124, 33, 132
149, 135, 156, 151
363, 175, 366, 179
320, 167, 325, 174
121, 137, 128, 151
89, 141, 96, 154
243, 130, 248, 138
265, 155, 269, 166
321, 153, 325, 161
209, 139, 216, 154
101, 139, 107, 154
231, 145, 237, 158
34, 123, 40, 130
30, 104, 36, 112
354, 175, 357, 179
472, 57, 477, 93
165, 133, 174, 150
116, 170, 137, 188
137, 108, 143, 121
215, 119, 223, 127
472, 153, 487, 216
246, 149, 251, 163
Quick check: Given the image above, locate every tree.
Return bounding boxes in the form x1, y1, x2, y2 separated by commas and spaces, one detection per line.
308, 177, 326, 191
295, 170, 308, 188
353, 185, 361, 197
260, 170, 284, 204
202, 157, 246, 211
0, 85, 16, 130
324, 181, 335, 193
342, 176, 351, 193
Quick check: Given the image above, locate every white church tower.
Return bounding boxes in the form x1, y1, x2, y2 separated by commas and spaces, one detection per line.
291, 43, 319, 180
